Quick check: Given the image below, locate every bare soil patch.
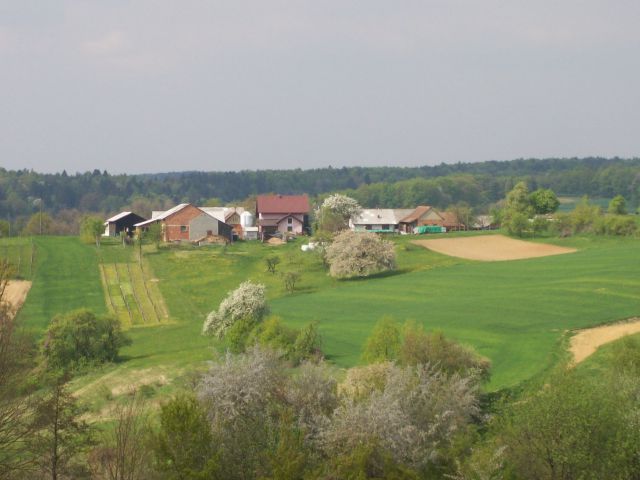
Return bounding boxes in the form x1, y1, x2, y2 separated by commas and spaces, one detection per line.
412, 234, 576, 261
3, 280, 32, 317
570, 317, 640, 364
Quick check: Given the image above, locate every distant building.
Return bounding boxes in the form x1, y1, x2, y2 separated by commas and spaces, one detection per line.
256, 195, 310, 239
200, 207, 245, 240
349, 209, 413, 233
134, 203, 233, 243
103, 212, 147, 237
397, 206, 444, 233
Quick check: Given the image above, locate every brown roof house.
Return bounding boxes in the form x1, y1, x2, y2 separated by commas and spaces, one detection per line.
134, 203, 233, 243
256, 195, 310, 239
397, 206, 444, 233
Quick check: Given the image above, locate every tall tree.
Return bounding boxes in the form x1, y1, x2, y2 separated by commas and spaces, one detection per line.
32, 372, 93, 480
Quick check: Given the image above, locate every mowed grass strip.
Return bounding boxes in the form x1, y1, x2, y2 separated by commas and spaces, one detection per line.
18, 236, 106, 331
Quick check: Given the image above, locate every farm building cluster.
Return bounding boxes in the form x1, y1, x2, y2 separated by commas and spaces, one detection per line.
103, 194, 492, 244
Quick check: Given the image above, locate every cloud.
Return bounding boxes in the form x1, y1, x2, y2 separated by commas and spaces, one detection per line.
82, 30, 127, 56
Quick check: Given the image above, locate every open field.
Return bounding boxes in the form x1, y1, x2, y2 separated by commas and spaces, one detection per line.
4, 280, 32, 316
13, 233, 640, 398
413, 234, 577, 261
570, 317, 640, 364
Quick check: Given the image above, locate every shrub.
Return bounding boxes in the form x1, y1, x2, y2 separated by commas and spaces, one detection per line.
325, 230, 395, 279
42, 309, 130, 370
361, 317, 401, 363
399, 323, 490, 380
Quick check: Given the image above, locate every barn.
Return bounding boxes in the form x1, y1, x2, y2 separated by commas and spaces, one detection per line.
103, 212, 147, 237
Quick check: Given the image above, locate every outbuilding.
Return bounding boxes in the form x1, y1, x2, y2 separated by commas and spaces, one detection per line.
103, 212, 147, 237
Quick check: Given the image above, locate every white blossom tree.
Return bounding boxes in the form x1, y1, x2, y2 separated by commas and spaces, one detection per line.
320, 363, 480, 470
202, 281, 269, 338
316, 194, 363, 233
324, 230, 395, 278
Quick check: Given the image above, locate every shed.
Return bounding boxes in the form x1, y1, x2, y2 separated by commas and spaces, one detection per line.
104, 212, 147, 237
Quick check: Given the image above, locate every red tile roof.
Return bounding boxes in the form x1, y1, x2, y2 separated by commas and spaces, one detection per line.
399, 206, 437, 224
256, 195, 310, 214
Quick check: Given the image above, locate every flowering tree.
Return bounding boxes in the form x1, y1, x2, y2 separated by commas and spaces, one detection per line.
317, 194, 362, 233
325, 230, 395, 278
202, 281, 269, 338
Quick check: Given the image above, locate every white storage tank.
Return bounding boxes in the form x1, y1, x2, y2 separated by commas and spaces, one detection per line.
240, 211, 254, 228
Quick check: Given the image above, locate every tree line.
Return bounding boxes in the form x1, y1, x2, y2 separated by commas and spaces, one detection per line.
1, 157, 640, 235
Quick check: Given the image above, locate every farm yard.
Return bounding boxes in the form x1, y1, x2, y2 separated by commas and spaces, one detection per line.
8, 232, 640, 394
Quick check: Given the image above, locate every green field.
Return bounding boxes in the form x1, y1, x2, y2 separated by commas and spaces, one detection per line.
0, 237, 36, 279
11, 233, 640, 400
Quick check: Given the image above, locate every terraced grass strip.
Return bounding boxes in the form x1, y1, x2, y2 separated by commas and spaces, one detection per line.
99, 265, 117, 316
127, 263, 149, 324
129, 264, 161, 323
113, 263, 134, 325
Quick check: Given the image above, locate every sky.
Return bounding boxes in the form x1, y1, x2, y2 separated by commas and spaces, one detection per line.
1, 1, 639, 174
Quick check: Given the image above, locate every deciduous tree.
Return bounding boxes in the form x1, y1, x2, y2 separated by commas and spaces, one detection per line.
325, 230, 395, 279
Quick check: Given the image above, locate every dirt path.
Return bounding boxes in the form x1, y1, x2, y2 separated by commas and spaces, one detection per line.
3, 280, 32, 317
412, 234, 576, 261
570, 317, 640, 364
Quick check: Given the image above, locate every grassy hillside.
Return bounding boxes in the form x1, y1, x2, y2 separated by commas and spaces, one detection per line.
17, 236, 106, 330
12, 233, 640, 399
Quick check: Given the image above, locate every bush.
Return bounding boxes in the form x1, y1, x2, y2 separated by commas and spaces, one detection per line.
325, 230, 395, 279
399, 323, 490, 380
361, 317, 401, 363
42, 309, 130, 370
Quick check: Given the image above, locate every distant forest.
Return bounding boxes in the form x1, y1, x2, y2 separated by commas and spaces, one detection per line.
1, 157, 639, 232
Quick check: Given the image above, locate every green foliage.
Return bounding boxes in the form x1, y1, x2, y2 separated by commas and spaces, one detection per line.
610, 335, 640, 376
318, 442, 419, 480
505, 211, 528, 237
608, 194, 627, 214
399, 323, 491, 380
504, 181, 531, 215
0, 220, 10, 237
499, 370, 639, 480
152, 393, 221, 479
530, 216, 549, 236
529, 188, 560, 214
248, 316, 297, 353
571, 196, 602, 233
265, 255, 281, 274
595, 214, 638, 236
22, 212, 53, 235
32, 372, 93, 479
42, 309, 131, 370
291, 322, 322, 364
282, 270, 301, 293
80, 215, 105, 246
145, 222, 163, 247
361, 317, 401, 363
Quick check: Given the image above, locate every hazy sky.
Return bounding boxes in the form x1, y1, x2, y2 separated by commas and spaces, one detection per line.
1, 1, 639, 174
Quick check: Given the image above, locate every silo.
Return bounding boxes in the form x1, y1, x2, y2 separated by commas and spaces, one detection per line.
240, 211, 254, 228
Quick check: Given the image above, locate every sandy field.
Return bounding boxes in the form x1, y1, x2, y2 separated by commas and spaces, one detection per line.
3, 280, 32, 316
570, 318, 640, 364
412, 234, 576, 261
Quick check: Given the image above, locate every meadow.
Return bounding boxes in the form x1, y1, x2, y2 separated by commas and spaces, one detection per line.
9, 232, 640, 402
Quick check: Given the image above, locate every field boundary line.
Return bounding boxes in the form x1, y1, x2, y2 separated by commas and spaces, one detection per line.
127, 263, 148, 324
113, 263, 133, 325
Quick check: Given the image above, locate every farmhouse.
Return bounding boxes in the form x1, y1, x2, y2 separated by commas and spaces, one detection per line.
256, 194, 310, 239
349, 209, 413, 233
103, 211, 147, 237
134, 203, 234, 243
398, 206, 444, 233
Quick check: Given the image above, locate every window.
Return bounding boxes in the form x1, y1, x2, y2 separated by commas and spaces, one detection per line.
180, 225, 188, 233
287, 217, 293, 224
287, 226, 293, 232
